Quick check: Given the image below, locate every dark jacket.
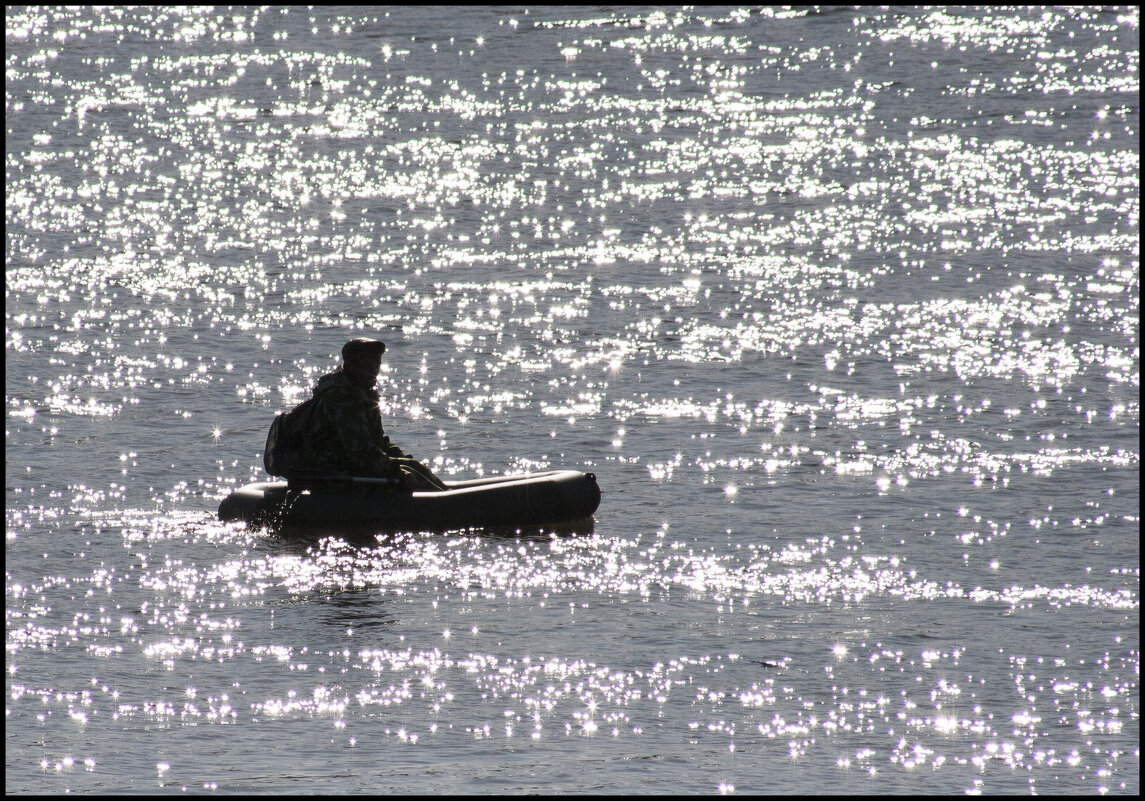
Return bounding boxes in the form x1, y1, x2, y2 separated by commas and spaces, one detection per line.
300, 368, 408, 477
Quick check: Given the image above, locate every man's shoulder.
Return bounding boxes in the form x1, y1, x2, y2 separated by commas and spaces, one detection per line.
314, 371, 376, 410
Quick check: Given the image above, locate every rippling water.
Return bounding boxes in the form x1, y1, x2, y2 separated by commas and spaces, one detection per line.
6, 6, 1139, 794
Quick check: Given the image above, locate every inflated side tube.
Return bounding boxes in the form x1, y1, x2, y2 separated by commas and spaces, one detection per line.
218, 470, 600, 531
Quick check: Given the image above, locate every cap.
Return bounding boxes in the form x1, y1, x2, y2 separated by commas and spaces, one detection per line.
342, 337, 386, 361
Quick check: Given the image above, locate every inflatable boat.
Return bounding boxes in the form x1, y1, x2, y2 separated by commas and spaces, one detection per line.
218, 470, 600, 532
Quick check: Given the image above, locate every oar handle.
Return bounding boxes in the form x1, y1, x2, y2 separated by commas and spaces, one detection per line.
348, 476, 402, 486
286, 475, 401, 491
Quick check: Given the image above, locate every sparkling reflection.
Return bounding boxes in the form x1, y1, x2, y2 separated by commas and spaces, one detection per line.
6, 4, 1138, 795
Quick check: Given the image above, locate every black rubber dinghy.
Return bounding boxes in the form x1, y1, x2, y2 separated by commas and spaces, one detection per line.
218, 470, 600, 532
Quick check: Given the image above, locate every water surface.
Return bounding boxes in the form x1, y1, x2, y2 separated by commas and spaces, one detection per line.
6, 6, 1139, 794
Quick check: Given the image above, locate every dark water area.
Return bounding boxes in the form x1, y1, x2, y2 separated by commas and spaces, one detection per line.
6, 6, 1139, 793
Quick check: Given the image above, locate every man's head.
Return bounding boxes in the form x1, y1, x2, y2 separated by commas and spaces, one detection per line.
341, 338, 386, 389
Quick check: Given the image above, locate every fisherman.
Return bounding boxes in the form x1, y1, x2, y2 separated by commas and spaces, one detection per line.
299, 337, 447, 491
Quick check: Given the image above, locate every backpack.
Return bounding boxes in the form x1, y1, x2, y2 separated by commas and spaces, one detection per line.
263, 395, 320, 476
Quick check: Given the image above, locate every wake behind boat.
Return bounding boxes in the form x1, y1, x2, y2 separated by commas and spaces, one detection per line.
218, 469, 601, 532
